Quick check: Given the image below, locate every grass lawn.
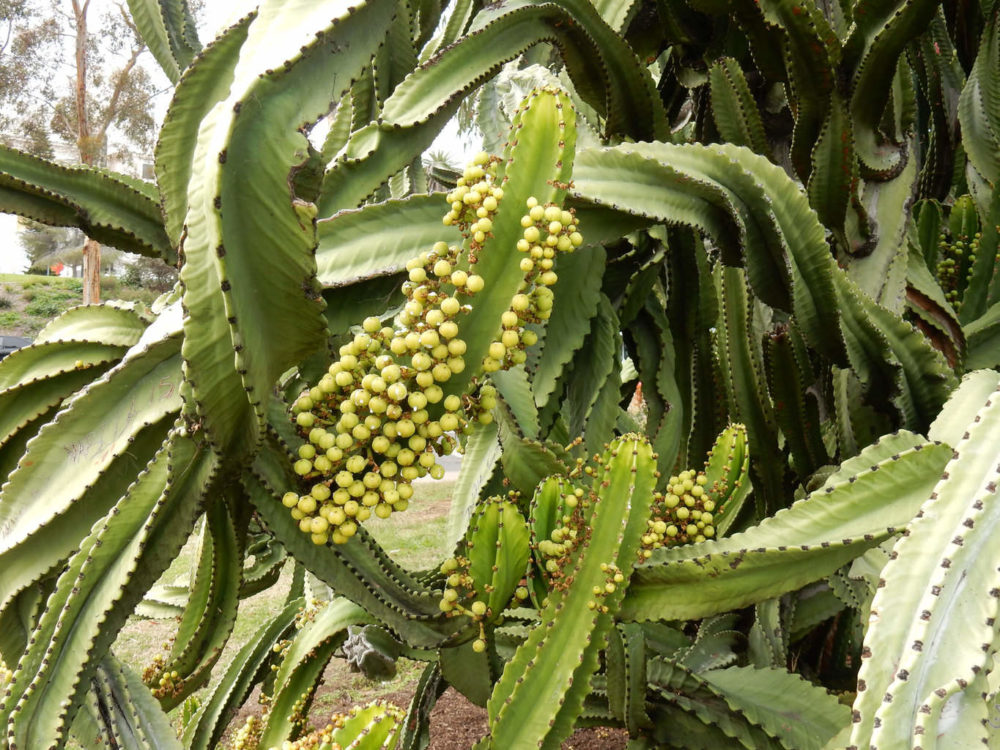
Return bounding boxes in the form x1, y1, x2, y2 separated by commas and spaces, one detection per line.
0, 273, 162, 336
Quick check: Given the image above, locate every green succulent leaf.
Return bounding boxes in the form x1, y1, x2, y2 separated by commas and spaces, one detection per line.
623, 431, 953, 621
316, 194, 462, 287
0, 145, 172, 261
958, 5, 1000, 187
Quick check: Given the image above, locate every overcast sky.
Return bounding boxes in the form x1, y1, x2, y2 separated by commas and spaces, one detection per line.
0, 1, 476, 275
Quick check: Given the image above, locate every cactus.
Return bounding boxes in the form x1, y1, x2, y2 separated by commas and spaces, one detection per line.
0, 0, 1000, 746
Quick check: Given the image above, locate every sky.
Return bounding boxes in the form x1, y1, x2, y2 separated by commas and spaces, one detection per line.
0, 1, 477, 274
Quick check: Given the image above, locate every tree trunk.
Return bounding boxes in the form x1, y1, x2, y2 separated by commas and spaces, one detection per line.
82, 238, 100, 304
73, 0, 100, 304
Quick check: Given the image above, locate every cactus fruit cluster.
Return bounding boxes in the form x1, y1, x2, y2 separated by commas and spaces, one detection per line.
283, 132, 583, 547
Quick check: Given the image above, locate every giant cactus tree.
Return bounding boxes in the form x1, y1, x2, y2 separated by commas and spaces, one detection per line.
1, 0, 999, 747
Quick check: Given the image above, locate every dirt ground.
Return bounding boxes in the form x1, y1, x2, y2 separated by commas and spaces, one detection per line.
224, 655, 629, 749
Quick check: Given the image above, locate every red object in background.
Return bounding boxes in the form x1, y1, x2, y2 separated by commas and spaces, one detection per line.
50, 262, 64, 275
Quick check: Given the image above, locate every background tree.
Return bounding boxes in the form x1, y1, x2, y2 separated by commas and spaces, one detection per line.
17, 217, 84, 275
2, 0, 163, 301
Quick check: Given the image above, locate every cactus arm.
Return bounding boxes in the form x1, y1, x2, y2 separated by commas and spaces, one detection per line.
833, 271, 956, 429
34, 304, 151, 346
149, 493, 247, 710
964, 301, 1000, 369
848, 0, 939, 177
492, 367, 540, 440
845, 154, 915, 309
585, 353, 624, 457
566, 294, 618, 440
573, 141, 957, 427
317, 0, 666, 215
623, 431, 953, 621
571, 143, 831, 356
320, 90, 355, 165
316, 195, 462, 287
239, 529, 288, 599
399, 661, 447, 750
486, 436, 656, 748
531, 245, 606, 409
957, 5, 1000, 188
91, 654, 183, 750
806, 94, 856, 239
0, 341, 125, 394
606, 623, 651, 735
181, 0, 396, 457
1, 434, 215, 749
389, 0, 666, 140
758, 0, 840, 181
850, 373, 1000, 747
708, 57, 770, 156
257, 598, 370, 748
446, 421, 502, 549
765, 325, 828, 477
154, 13, 254, 246
375, 1, 420, 104
0, 144, 172, 261
960, 189, 1000, 323
703, 424, 752, 538
905, 246, 965, 367
125, 0, 201, 84
698, 665, 850, 749
715, 265, 783, 514
182, 598, 303, 750
499, 433, 570, 497
0, 344, 124, 453
0, 331, 183, 614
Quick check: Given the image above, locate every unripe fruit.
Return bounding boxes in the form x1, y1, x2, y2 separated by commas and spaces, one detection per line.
466, 275, 485, 293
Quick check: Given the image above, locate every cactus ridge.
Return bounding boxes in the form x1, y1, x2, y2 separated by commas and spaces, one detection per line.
853, 381, 1000, 746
